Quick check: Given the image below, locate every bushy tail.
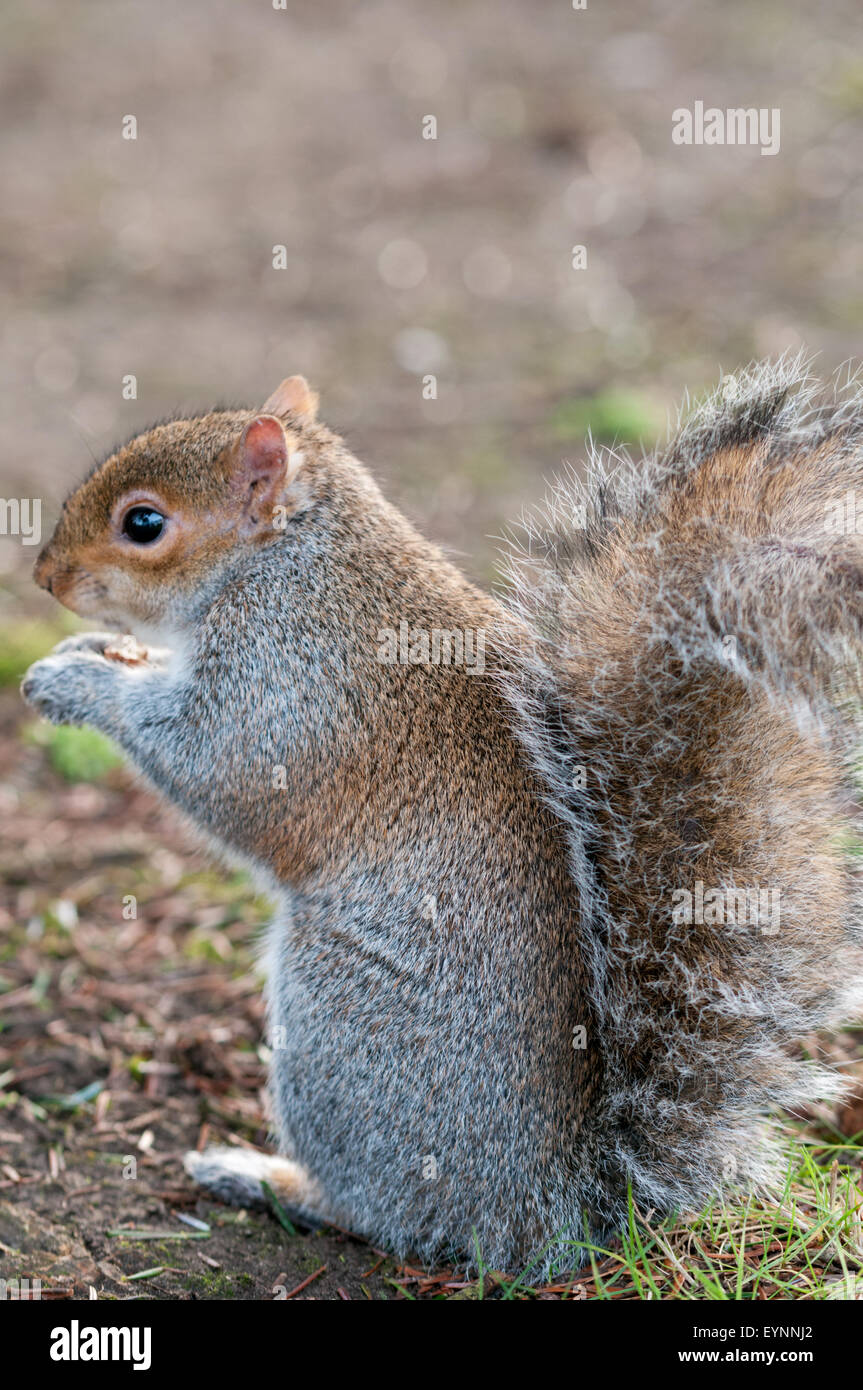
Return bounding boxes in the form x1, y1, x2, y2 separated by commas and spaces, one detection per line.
499, 356, 863, 1227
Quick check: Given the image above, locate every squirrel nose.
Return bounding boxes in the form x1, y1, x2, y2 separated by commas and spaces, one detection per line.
34, 550, 56, 594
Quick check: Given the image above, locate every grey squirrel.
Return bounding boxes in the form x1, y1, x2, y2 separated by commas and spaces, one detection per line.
21, 359, 863, 1275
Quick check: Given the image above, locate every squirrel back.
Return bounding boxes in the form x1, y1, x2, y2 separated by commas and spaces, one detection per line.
24, 358, 863, 1272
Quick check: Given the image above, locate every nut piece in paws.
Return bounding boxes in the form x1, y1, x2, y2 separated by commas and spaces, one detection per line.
103, 634, 149, 666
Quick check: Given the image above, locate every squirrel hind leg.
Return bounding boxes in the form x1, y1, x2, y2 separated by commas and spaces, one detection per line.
184, 1146, 326, 1226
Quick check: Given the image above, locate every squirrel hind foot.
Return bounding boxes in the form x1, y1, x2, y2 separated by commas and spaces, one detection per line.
184, 1146, 324, 1226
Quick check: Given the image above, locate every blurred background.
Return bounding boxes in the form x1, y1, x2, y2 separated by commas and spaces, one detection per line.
3, 0, 863, 1299
3, 0, 863, 594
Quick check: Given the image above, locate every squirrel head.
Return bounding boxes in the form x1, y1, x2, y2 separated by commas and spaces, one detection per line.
34, 375, 321, 632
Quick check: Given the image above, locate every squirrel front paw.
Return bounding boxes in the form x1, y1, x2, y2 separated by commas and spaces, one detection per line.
21, 647, 122, 728
50, 632, 117, 657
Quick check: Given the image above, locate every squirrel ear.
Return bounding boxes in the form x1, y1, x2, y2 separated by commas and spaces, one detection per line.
235, 415, 302, 533
261, 375, 319, 424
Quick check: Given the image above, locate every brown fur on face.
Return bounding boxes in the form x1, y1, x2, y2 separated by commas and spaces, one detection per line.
33, 389, 327, 629
35, 412, 252, 623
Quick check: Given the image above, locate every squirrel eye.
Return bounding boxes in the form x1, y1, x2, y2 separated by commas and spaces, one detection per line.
122, 506, 165, 544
